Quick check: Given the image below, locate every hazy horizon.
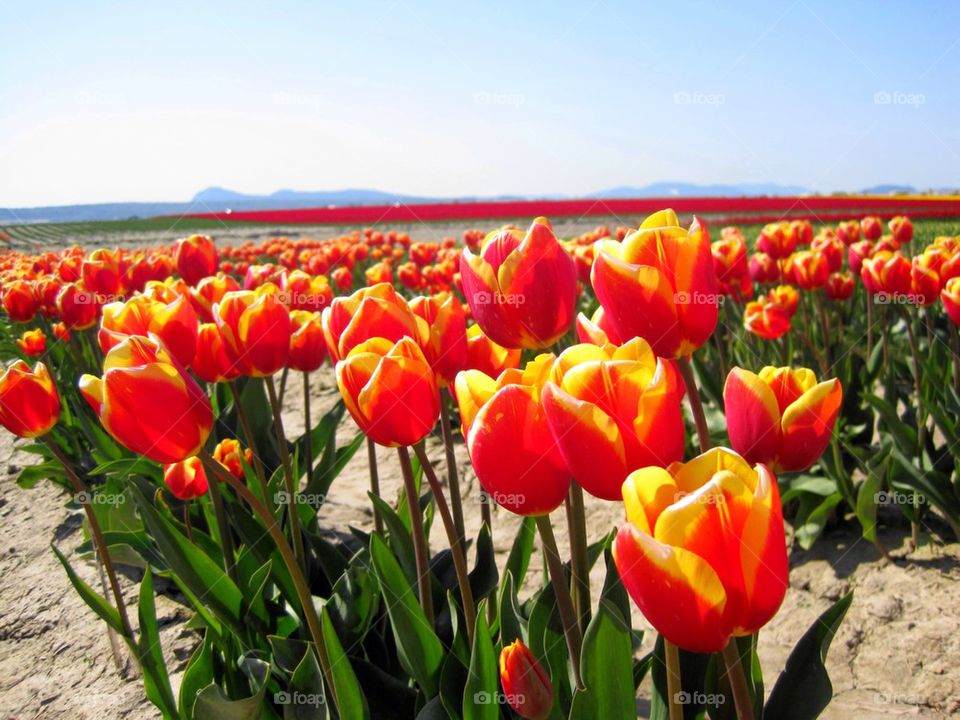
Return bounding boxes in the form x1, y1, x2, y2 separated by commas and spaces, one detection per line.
2, 1, 958, 207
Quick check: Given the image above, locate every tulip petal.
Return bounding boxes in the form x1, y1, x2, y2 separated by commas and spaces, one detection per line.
723, 368, 781, 466
776, 378, 842, 472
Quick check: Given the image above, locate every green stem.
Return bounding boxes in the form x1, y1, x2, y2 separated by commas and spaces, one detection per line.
720, 639, 753, 720
302, 372, 313, 488
815, 292, 832, 374
199, 450, 338, 711
265, 375, 306, 572
439, 391, 466, 545
664, 638, 683, 720
564, 484, 591, 635
413, 443, 475, 643
228, 380, 271, 505
535, 514, 583, 689
677, 357, 711, 452
199, 455, 239, 586
367, 438, 384, 534
903, 307, 926, 550
397, 446, 435, 627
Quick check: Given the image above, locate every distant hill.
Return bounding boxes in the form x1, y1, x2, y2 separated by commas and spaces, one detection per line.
1, 182, 943, 224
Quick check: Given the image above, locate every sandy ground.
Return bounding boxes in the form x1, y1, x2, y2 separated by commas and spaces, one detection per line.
1, 223, 958, 718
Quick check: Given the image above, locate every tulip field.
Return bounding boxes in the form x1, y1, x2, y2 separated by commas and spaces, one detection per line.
2, 207, 960, 719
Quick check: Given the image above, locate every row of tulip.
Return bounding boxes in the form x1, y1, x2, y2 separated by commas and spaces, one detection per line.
0, 208, 952, 719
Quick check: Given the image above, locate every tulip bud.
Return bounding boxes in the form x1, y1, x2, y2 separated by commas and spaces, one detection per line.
613, 448, 788, 652
0, 361, 60, 437
163, 456, 209, 500
212, 438, 252, 480
79, 336, 212, 463
744, 296, 791, 340
3, 280, 39, 323
288, 310, 327, 372
825, 271, 855, 301
17, 328, 47, 357
498, 640, 554, 720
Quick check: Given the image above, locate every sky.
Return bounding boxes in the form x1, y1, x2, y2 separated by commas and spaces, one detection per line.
1, 0, 959, 207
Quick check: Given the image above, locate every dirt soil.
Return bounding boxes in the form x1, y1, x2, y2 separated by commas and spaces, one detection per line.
1, 223, 958, 718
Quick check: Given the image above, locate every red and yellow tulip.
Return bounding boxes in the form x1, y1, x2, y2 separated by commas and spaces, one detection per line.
0, 361, 60, 438
163, 456, 209, 500
499, 640, 554, 720
410, 292, 468, 386
214, 286, 292, 377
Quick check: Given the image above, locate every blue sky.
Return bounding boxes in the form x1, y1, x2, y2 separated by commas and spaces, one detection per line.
1, 0, 958, 207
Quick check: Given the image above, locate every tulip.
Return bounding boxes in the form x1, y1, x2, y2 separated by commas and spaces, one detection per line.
57, 282, 100, 330
591, 210, 718, 358
336, 336, 439, 447
574, 306, 622, 346
889, 216, 913, 245
288, 310, 327, 372
748, 252, 780, 284
464, 323, 521, 378
541, 339, 684, 500
192, 322, 240, 383
756, 223, 796, 259
724, 366, 842, 473
214, 286, 291, 377
212, 438, 252, 480
825, 271, 855, 301
283, 269, 333, 311
79, 336, 213, 463
3, 280, 38, 323
322, 283, 427, 362
163, 456, 209, 500
35, 278, 63, 317
52, 322, 70, 343
847, 240, 874, 276
499, 640, 554, 720
461, 217, 577, 349
365, 262, 392, 286
82, 249, 124, 299
191, 273, 240, 322
455, 355, 570, 515
861, 216, 883, 241
99, 294, 199, 368
17, 328, 47, 357
911, 255, 941, 306
861, 251, 911, 298
712, 233, 750, 296
837, 220, 860, 247
176, 234, 219, 286
744, 297, 791, 340
613, 447, 788, 652
787, 250, 829, 290
0, 361, 60, 438
331, 266, 353, 291
768, 285, 799, 316
409, 292, 468, 386
811, 234, 844, 272
943, 277, 960, 325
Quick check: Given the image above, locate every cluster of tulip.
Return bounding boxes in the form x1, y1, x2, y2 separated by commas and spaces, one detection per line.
8, 206, 946, 720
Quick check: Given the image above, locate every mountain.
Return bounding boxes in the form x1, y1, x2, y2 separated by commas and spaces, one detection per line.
859, 184, 916, 195
593, 182, 810, 198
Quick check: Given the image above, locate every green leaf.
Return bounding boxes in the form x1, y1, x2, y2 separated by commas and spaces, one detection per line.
497, 571, 525, 647
765, 592, 854, 720
569, 600, 635, 720
504, 516, 536, 587
194, 657, 270, 720
368, 492, 417, 585
794, 492, 843, 550
855, 471, 884, 544
136, 566, 179, 719
51, 544, 123, 635
462, 600, 498, 720
468, 523, 498, 603
179, 634, 215, 719
368, 533, 443, 695
320, 604, 369, 719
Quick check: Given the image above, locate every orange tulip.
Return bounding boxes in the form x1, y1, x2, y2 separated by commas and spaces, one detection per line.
321, 283, 427, 362
942, 277, 960, 325
0, 361, 60, 438
910, 255, 941, 306
889, 215, 913, 245
57, 282, 100, 330
811, 234, 844, 273
574, 306, 622, 346
499, 640, 554, 720
824, 271, 855, 301
455, 355, 570, 515
768, 284, 799, 316
288, 310, 327, 372
175, 234, 219, 286
163, 456, 209, 500
82, 248, 124, 299
16, 328, 47, 357
99, 294, 199, 368
541, 339, 684, 500
787, 250, 829, 290
756, 222, 797, 259
79, 336, 213, 463
212, 438, 252, 480
409, 292, 468, 386
711, 233, 750, 296
331, 266, 353, 291
464, 323, 521, 378
191, 273, 240, 322
591, 210, 718, 358
283, 270, 334, 311
861, 251, 911, 298
744, 296, 791, 340
336, 337, 439, 447
3, 280, 38, 323
214, 286, 291, 377
724, 366, 842, 473
461, 217, 577, 349
52, 322, 70, 343
613, 447, 788, 652
192, 322, 241, 383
